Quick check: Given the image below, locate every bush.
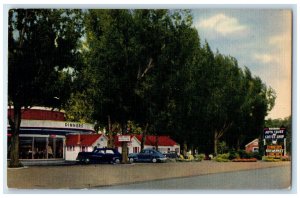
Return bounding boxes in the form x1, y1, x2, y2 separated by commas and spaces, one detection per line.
238, 150, 254, 159
252, 152, 262, 160
194, 154, 205, 161
232, 158, 257, 162
228, 150, 239, 160
262, 156, 281, 162
214, 153, 230, 162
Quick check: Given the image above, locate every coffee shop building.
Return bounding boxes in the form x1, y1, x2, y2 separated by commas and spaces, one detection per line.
7, 107, 96, 161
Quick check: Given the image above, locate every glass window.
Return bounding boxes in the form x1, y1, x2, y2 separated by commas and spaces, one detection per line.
33, 137, 47, 159
19, 137, 33, 159
57, 139, 63, 158
47, 137, 64, 158
106, 149, 114, 154
7, 135, 11, 159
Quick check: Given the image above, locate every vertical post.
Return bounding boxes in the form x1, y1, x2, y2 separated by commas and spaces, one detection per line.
284, 138, 286, 156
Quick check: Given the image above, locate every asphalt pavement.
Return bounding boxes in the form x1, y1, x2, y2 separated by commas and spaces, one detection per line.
100, 166, 291, 191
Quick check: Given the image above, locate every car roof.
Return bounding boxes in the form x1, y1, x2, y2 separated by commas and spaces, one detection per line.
96, 148, 114, 150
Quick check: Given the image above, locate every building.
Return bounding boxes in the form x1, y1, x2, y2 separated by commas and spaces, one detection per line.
65, 134, 108, 160
245, 138, 259, 153
7, 107, 96, 161
114, 135, 141, 154
114, 135, 180, 154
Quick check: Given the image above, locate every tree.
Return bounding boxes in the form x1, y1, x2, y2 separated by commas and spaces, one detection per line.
8, 9, 83, 167
82, 9, 198, 161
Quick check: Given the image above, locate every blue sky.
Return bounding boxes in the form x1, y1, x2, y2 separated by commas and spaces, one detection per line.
192, 9, 292, 119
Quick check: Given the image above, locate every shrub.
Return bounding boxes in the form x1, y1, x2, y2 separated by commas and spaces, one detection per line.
238, 150, 256, 159
252, 152, 262, 160
194, 154, 205, 161
228, 150, 239, 160
262, 156, 281, 162
232, 158, 257, 162
214, 153, 230, 162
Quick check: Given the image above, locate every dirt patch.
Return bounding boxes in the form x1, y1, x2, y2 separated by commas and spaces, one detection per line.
6, 160, 290, 189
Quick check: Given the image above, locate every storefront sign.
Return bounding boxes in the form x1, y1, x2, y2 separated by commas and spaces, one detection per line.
118, 135, 131, 142
264, 128, 286, 139
265, 145, 284, 157
19, 120, 95, 131
64, 122, 84, 128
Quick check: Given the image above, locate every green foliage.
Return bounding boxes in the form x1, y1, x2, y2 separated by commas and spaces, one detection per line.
217, 141, 229, 154
194, 154, 205, 161
262, 156, 282, 162
214, 153, 230, 162
8, 9, 84, 167
228, 150, 239, 160
8, 9, 277, 166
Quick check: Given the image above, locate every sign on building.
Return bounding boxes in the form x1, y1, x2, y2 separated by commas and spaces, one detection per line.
118, 135, 131, 142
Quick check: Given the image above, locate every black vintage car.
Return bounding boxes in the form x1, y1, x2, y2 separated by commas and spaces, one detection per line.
76, 148, 122, 164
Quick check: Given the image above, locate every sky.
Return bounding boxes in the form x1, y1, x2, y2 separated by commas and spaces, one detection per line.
192, 9, 292, 120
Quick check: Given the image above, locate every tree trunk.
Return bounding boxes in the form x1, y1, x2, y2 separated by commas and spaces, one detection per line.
214, 131, 218, 156
155, 135, 159, 151
107, 115, 113, 148
121, 122, 128, 164
141, 123, 148, 151
9, 104, 23, 167
183, 141, 187, 157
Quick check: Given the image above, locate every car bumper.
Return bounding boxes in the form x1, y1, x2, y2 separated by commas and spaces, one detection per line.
158, 157, 167, 162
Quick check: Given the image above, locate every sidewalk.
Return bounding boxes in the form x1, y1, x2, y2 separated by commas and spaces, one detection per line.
6, 160, 291, 189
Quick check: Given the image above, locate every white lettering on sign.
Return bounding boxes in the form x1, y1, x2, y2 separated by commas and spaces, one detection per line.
118, 135, 131, 142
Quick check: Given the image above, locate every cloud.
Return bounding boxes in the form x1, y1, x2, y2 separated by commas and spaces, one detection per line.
252, 31, 292, 119
196, 13, 248, 36
253, 53, 273, 64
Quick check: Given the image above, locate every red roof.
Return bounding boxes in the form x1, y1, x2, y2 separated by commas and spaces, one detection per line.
114, 135, 178, 147
66, 134, 104, 146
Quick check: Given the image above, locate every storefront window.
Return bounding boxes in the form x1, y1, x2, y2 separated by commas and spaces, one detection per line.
33, 137, 47, 159
7, 134, 65, 160
7, 136, 11, 159
49, 137, 64, 159
20, 137, 33, 159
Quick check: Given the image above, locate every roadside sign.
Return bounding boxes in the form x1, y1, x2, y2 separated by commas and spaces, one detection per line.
118, 135, 131, 142
263, 128, 286, 139
265, 145, 283, 157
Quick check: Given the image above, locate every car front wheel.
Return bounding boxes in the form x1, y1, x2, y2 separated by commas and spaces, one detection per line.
85, 158, 90, 164
152, 158, 157, 163
114, 158, 121, 164
129, 158, 134, 163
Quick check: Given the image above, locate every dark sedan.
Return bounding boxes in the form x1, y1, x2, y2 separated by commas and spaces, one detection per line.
128, 148, 167, 163
76, 148, 122, 164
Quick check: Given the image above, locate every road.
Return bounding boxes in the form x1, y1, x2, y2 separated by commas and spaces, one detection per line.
100, 166, 291, 190
7, 161, 291, 189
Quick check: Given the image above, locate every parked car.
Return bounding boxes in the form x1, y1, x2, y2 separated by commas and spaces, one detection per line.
76, 148, 122, 164
163, 151, 179, 159
128, 148, 167, 163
